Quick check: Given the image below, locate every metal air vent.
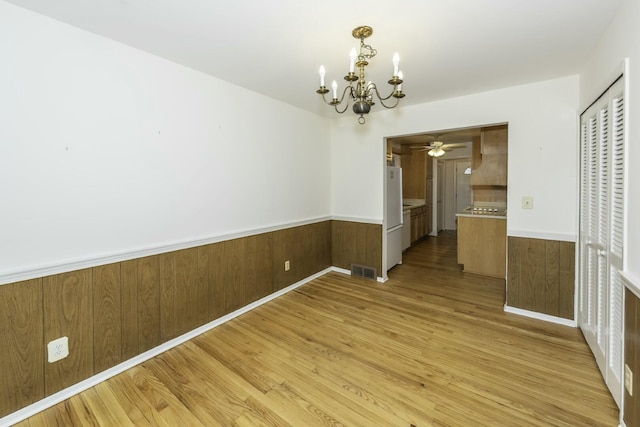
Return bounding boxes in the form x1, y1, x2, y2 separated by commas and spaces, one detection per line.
351, 264, 377, 281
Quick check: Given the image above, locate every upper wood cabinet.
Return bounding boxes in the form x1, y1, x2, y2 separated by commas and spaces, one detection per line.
401, 149, 432, 201
470, 125, 508, 187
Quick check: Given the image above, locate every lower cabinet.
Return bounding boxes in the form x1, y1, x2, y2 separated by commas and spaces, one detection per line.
409, 206, 429, 244
402, 211, 411, 251
457, 216, 506, 278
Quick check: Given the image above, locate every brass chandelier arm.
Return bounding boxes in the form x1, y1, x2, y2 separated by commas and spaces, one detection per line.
369, 84, 403, 108
368, 83, 395, 101
319, 86, 354, 114
377, 96, 401, 109
333, 86, 353, 114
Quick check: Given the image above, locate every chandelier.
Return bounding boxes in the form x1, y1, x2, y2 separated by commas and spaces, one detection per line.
316, 26, 405, 124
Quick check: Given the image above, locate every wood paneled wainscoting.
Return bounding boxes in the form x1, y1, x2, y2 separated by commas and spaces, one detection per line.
506, 236, 575, 320
331, 220, 382, 275
0, 219, 385, 419
625, 285, 640, 427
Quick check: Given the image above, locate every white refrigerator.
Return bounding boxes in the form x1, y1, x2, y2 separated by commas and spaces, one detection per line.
386, 166, 403, 271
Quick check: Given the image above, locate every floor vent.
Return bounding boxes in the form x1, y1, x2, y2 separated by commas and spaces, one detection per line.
351, 264, 377, 281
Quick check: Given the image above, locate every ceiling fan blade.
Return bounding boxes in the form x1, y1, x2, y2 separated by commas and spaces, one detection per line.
442, 143, 469, 149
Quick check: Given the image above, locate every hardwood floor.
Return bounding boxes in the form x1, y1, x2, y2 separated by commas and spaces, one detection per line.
17, 232, 618, 426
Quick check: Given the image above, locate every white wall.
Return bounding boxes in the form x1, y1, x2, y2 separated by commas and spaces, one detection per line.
331, 75, 580, 241
0, 2, 331, 282
579, 0, 640, 287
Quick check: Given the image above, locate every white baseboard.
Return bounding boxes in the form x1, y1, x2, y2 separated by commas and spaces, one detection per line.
331, 266, 351, 276
503, 305, 577, 327
0, 267, 332, 427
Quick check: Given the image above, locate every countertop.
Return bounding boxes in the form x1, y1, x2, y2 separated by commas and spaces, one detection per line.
456, 210, 506, 220
403, 203, 426, 212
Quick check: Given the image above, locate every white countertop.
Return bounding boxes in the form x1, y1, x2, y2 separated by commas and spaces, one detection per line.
403, 206, 425, 214
456, 211, 506, 220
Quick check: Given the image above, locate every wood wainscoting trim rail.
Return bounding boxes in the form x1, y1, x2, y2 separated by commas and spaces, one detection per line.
0, 216, 334, 287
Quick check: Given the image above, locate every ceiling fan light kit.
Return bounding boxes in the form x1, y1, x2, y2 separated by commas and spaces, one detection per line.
407, 134, 472, 158
428, 146, 446, 157
316, 26, 405, 125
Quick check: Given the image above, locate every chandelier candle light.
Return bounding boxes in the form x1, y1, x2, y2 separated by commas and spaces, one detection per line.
316, 26, 405, 124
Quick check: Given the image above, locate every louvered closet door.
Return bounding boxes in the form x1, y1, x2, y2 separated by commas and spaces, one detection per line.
578, 76, 625, 407
580, 100, 604, 366
606, 78, 625, 407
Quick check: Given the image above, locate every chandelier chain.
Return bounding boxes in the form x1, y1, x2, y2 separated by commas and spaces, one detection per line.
358, 39, 377, 61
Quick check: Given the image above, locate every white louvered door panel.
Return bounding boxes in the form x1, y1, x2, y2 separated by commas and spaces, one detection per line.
582, 106, 605, 365
579, 109, 597, 343
579, 120, 589, 328
578, 76, 625, 409
596, 103, 609, 358
579, 119, 592, 333
606, 80, 625, 406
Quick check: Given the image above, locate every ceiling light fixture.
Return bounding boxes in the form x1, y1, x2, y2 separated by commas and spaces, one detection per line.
427, 141, 446, 157
316, 26, 405, 125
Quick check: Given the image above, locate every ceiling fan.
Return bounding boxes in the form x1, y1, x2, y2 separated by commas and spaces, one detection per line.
410, 135, 469, 157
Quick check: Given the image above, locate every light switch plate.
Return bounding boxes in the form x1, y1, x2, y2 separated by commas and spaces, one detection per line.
522, 196, 534, 209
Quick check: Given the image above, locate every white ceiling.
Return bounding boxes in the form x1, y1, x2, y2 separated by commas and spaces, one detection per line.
7, 0, 623, 118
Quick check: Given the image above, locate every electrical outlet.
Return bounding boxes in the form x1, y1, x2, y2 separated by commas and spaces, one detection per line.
625, 364, 633, 396
284, 260, 290, 271
522, 196, 534, 209
47, 336, 69, 363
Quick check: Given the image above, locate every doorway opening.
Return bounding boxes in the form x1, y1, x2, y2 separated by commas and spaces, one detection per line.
386, 126, 485, 239
385, 123, 508, 282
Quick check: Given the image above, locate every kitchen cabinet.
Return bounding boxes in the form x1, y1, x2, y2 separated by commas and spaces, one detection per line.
409, 205, 428, 244
402, 150, 427, 199
401, 149, 433, 234
402, 210, 411, 250
457, 215, 506, 278
470, 125, 508, 204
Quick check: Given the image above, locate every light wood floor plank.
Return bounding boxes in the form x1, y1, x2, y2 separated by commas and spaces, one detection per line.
17, 231, 618, 426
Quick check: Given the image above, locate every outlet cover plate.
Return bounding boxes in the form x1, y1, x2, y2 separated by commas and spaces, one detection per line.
48, 336, 69, 363
522, 196, 534, 209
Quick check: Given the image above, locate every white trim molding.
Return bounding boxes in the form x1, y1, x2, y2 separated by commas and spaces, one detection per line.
0, 215, 388, 286
330, 216, 383, 225
622, 271, 640, 299
504, 305, 577, 327
507, 229, 576, 242
0, 216, 332, 286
